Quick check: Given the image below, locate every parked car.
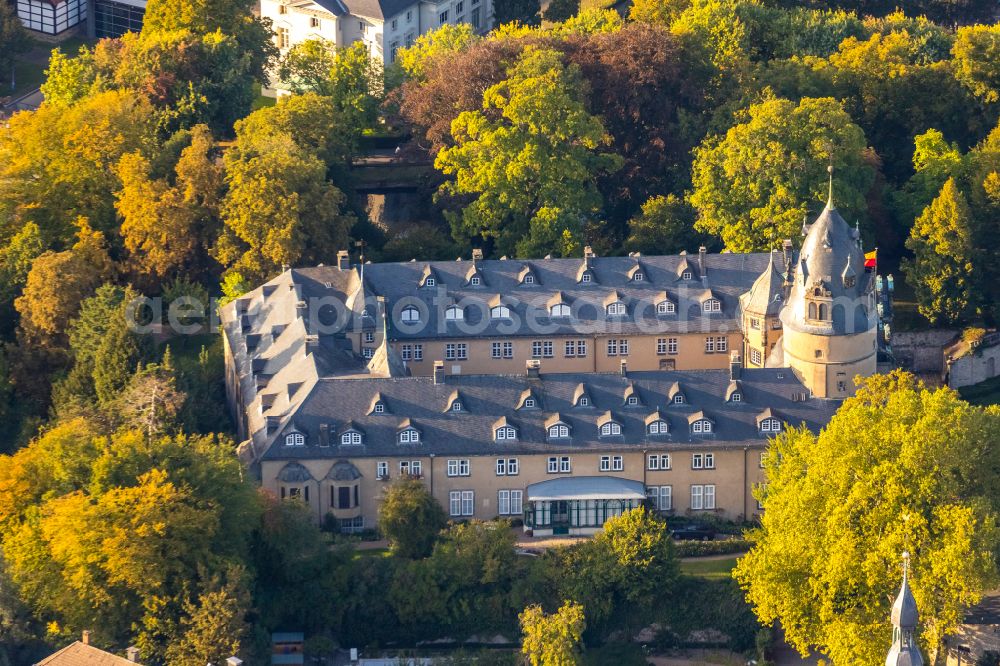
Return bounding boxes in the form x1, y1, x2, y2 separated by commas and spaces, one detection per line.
669, 522, 716, 541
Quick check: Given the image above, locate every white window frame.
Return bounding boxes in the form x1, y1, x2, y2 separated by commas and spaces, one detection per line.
703, 299, 721, 313
490, 305, 510, 319
424, 277, 436, 287
607, 302, 626, 317
377, 461, 388, 478
461, 490, 474, 515
548, 424, 569, 439
691, 484, 704, 510
399, 429, 419, 443
498, 489, 510, 515
600, 422, 622, 436
412, 460, 422, 477
445, 305, 464, 321
612, 455, 623, 471
580, 272, 592, 283
550, 304, 570, 318
600, 455, 612, 471
401, 306, 420, 323
451, 401, 462, 412
449, 491, 462, 516
657, 301, 676, 314
495, 426, 517, 441
341, 431, 361, 445
510, 489, 523, 515
751, 348, 763, 366
559, 456, 571, 473
447, 459, 470, 477
547, 457, 559, 474
507, 458, 519, 475
648, 420, 668, 435
285, 432, 305, 446
717, 336, 728, 352
682, 270, 692, 280
704, 453, 715, 469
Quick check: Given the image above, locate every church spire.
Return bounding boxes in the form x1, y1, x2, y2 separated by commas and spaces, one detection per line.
886, 552, 923, 666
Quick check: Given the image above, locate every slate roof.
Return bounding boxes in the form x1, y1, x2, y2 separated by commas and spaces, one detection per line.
740, 250, 787, 318
262, 368, 835, 464
34, 642, 139, 666
782, 202, 876, 336
341, 0, 412, 20
360, 251, 774, 340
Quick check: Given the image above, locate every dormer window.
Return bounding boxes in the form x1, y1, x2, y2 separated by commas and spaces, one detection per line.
703, 299, 721, 313
692, 420, 713, 434
445, 305, 464, 321
424, 277, 436, 287
548, 424, 570, 438
648, 420, 668, 435
399, 429, 420, 444
600, 422, 622, 436
627, 396, 639, 406
285, 432, 305, 446
470, 276, 481, 286
657, 301, 675, 314
578, 396, 590, 407
606, 302, 626, 317
373, 402, 385, 414
523, 274, 535, 284
580, 272, 592, 283
401, 306, 420, 323
845, 276, 856, 288
682, 270, 692, 280
495, 425, 517, 440
633, 272, 643, 281
673, 395, 685, 405
451, 400, 462, 412
491, 305, 511, 319
760, 417, 782, 433
524, 398, 536, 408
341, 431, 362, 445
731, 392, 742, 402
550, 303, 570, 318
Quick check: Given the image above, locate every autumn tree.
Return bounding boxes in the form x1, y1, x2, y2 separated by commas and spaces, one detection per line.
378, 477, 448, 559
436, 46, 621, 257
735, 371, 1000, 665
165, 568, 251, 666
520, 601, 586, 666
116, 125, 223, 285
953, 24, 1000, 106
628, 0, 690, 26
902, 178, 981, 325
690, 95, 873, 252
625, 195, 707, 255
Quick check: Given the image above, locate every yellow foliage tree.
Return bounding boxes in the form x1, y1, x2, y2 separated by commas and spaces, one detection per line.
520, 601, 586, 666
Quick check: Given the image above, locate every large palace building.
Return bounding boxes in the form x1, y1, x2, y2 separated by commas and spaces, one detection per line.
221, 195, 881, 534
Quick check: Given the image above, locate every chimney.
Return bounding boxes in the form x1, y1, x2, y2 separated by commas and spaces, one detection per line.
126, 646, 140, 663
782, 239, 793, 280
698, 246, 707, 279
337, 249, 350, 270
82, 630, 91, 645
471, 248, 484, 263
526, 359, 541, 380
620, 359, 627, 376
730, 350, 742, 380
433, 361, 445, 384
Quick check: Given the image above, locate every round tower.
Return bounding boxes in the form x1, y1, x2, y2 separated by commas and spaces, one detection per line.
886, 552, 923, 666
779, 171, 877, 398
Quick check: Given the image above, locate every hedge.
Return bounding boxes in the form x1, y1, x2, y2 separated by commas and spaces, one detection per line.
674, 539, 751, 557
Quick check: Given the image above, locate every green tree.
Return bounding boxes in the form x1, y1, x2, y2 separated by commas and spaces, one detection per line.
520, 601, 586, 666
39, 47, 99, 107
92, 323, 145, 406
902, 178, 980, 325
67, 284, 133, 368
543, 0, 580, 23
734, 371, 1000, 665
278, 41, 383, 132
165, 568, 251, 666
0, 1, 30, 93
628, 0, 690, 26
690, 96, 873, 252
625, 195, 707, 255
436, 47, 620, 257
396, 23, 479, 81
0, 223, 44, 339
494, 0, 541, 27
378, 477, 447, 559
953, 24, 1000, 105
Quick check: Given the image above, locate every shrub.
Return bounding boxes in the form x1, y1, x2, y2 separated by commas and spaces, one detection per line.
674, 539, 751, 557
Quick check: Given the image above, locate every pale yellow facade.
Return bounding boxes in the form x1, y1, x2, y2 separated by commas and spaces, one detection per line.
262, 446, 767, 530
783, 327, 877, 399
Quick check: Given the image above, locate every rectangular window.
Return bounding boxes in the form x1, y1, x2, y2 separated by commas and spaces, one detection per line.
668, 337, 678, 354
471, 6, 480, 26
411, 460, 422, 477
564, 340, 576, 357
277, 27, 289, 48
310, 16, 320, 27
607, 339, 618, 356
576, 340, 587, 357
716, 336, 728, 352
496, 458, 506, 475
503, 342, 513, 358
560, 456, 571, 473
547, 457, 558, 473
445, 343, 468, 361
750, 318, 761, 330
543, 341, 553, 358
612, 455, 623, 471
510, 489, 523, 515
377, 461, 388, 478
750, 348, 762, 366
507, 458, 519, 475
759, 452, 767, 468
278, 3, 287, 13
704, 453, 715, 469
705, 484, 716, 509
620, 339, 629, 356
659, 485, 672, 510
691, 485, 704, 510
391, 17, 397, 30
705, 337, 715, 353
364, 331, 375, 343
531, 341, 543, 358
455, 1, 463, 11
461, 490, 474, 516
414, 344, 423, 361
600, 455, 611, 471
692, 453, 703, 469
390, 41, 399, 62
358, 20, 364, 30
449, 491, 462, 516
406, 9, 411, 20
498, 489, 510, 515
401, 344, 412, 361
399, 461, 410, 475
657, 338, 667, 355
492, 342, 502, 359
439, 9, 448, 23
447, 459, 470, 476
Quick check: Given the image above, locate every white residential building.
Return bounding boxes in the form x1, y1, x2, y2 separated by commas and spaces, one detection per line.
261, 0, 495, 95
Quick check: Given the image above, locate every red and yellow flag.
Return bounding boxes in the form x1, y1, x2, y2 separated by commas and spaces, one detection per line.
864, 250, 877, 269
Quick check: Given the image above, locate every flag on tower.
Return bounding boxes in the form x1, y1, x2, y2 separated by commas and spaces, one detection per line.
864, 250, 877, 269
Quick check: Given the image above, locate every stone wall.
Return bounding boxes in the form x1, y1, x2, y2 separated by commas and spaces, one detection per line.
892, 330, 958, 375
948, 338, 1000, 389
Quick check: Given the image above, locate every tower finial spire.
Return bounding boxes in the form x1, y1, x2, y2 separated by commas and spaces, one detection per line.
827, 164, 834, 209
886, 551, 923, 666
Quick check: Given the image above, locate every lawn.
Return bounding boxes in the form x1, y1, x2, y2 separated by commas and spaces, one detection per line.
5, 37, 97, 100
352, 547, 391, 560
679, 556, 740, 580
959, 375, 1000, 406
